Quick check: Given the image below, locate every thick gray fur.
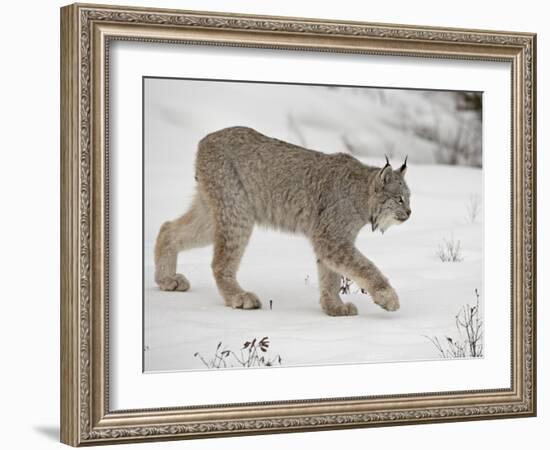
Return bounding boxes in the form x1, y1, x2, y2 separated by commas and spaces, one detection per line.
155, 126, 411, 316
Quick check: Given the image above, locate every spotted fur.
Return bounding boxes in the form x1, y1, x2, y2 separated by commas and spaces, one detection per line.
154, 126, 411, 315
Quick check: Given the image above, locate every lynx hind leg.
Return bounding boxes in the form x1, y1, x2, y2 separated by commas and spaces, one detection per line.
154, 192, 214, 291
211, 214, 261, 310
317, 260, 358, 316
197, 155, 262, 310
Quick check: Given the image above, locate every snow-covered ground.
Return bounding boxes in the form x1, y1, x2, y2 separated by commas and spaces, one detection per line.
143, 78, 482, 372
144, 161, 482, 372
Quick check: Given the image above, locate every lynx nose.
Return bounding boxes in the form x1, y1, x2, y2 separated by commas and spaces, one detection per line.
405, 208, 411, 218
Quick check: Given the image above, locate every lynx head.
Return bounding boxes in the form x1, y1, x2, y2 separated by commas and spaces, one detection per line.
369, 156, 411, 234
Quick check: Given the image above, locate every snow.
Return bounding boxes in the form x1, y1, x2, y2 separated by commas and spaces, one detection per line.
143, 78, 482, 372
143, 162, 482, 372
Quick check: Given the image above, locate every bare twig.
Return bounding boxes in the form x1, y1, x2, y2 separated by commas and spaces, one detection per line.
425, 289, 483, 358
466, 194, 481, 223
436, 236, 463, 262
339, 276, 353, 295
195, 337, 282, 369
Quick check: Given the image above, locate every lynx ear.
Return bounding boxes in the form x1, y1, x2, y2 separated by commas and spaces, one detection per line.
379, 156, 393, 184
398, 155, 408, 176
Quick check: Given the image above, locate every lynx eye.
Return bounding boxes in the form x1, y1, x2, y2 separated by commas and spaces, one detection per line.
398, 196, 404, 204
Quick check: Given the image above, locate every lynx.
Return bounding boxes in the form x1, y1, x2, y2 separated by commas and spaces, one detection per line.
154, 126, 411, 316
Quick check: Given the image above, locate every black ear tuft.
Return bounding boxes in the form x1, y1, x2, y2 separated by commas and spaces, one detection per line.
399, 155, 408, 176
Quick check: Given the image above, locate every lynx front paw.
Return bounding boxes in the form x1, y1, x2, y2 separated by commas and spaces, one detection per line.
323, 301, 358, 317
157, 274, 190, 292
372, 286, 400, 311
228, 292, 262, 310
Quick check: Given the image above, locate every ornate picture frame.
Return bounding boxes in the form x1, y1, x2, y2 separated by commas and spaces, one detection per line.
60, 3, 536, 446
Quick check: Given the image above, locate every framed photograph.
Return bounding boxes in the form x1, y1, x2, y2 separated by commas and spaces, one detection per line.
60, 3, 536, 446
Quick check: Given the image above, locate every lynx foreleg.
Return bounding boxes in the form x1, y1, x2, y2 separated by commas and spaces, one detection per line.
313, 237, 399, 312
316, 260, 358, 316
154, 194, 213, 291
